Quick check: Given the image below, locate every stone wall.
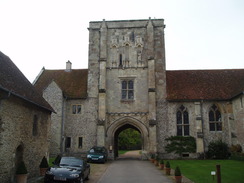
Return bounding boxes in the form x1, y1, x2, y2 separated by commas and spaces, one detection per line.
231, 94, 244, 148
0, 93, 51, 183
160, 101, 234, 158
43, 81, 63, 156
64, 98, 98, 155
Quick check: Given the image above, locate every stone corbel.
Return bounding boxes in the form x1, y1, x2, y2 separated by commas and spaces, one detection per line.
149, 119, 157, 126
196, 116, 202, 120
98, 119, 105, 126
99, 89, 106, 93
197, 132, 203, 138
148, 88, 156, 92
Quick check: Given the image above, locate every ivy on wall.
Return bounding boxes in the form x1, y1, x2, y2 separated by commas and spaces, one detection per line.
165, 136, 196, 157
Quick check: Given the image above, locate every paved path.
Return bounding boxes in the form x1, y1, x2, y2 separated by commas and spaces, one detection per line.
97, 159, 173, 183
118, 150, 142, 159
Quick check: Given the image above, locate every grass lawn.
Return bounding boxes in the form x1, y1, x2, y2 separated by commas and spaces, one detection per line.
48, 157, 55, 166
168, 160, 244, 183
118, 150, 129, 155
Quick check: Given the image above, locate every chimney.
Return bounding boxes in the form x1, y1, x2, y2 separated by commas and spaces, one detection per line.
66, 60, 72, 72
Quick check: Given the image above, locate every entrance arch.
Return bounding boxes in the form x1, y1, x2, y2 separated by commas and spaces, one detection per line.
106, 116, 149, 158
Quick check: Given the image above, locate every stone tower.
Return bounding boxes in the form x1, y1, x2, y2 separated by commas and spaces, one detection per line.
88, 18, 167, 158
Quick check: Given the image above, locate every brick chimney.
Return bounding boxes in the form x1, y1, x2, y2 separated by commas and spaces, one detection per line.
65, 60, 72, 72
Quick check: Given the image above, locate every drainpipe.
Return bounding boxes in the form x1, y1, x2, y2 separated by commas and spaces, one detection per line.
200, 100, 206, 158
60, 96, 67, 155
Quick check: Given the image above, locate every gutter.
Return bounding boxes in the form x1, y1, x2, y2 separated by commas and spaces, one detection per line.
0, 86, 54, 113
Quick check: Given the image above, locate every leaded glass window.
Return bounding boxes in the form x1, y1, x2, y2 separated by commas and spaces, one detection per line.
209, 104, 222, 131
121, 80, 134, 100
176, 105, 190, 136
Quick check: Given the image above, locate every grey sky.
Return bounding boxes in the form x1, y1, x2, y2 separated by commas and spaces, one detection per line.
0, 0, 244, 82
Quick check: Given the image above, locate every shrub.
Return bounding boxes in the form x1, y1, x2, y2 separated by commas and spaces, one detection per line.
230, 152, 244, 161
159, 159, 164, 164
156, 155, 160, 161
53, 154, 61, 165
174, 166, 181, 176
150, 153, 155, 159
16, 161, 28, 174
206, 140, 229, 159
165, 136, 196, 157
166, 161, 170, 168
39, 156, 49, 168
230, 144, 242, 153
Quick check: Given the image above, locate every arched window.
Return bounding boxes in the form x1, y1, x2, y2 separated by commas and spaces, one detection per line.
32, 115, 38, 136
209, 104, 222, 131
176, 105, 189, 136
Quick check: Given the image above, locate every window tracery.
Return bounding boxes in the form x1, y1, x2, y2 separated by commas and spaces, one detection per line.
209, 104, 222, 131
176, 105, 190, 136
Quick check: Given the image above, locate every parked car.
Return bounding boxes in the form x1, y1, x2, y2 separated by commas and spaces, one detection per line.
87, 146, 108, 163
44, 156, 90, 183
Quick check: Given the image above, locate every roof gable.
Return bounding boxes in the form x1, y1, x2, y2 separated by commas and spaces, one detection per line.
34, 69, 88, 99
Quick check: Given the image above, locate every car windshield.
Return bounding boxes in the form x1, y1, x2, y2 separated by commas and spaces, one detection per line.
89, 147, 105, 153
59, 157, 83, 167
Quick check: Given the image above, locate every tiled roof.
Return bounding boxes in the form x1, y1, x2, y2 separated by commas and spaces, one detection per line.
166, 69, 244, 101
34, 69, 88, 99
0, 51, 54, 112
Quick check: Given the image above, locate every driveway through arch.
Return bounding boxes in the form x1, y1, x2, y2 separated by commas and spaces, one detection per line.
105, 116, 149, 159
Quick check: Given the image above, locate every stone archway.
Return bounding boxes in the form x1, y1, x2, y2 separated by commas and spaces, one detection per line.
106, 116, 149, 159
13, 144, 24, 182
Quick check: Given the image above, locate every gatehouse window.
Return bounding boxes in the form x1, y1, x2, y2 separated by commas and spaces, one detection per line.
65, 137, 71, 148
121, 80, 134, 100
176, 105, 189, 136
209, 104, 222, 131
32, 115, 38, 136
72, 104, 81, 114
119, 54, 123, 67
78, 137, 83, 148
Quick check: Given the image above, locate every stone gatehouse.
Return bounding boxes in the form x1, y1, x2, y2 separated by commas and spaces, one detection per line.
34, 18, 244, 159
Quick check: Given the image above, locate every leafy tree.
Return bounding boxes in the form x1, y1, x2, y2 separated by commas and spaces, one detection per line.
165, 136, 196, 157
118, 128, 142, 150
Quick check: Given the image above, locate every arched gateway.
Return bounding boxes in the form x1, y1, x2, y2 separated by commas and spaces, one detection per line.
106, 117, 149, 158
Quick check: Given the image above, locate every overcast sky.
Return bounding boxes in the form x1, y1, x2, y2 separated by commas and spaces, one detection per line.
1, 0, 244, 82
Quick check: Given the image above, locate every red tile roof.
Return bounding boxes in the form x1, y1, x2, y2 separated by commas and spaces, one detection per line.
34, 69, 88, 99
0, 51, 54, 112
166, 69, 244, 101
34, 66, 244, 101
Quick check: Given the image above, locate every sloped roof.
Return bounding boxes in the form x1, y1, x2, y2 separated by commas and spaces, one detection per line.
166, 69, 244, 101
34, 69, 88, 99
0, 51, 54, 112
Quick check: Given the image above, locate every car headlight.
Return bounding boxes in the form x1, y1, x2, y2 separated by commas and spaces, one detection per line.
87, 154, 91, 158
45, 170, 53, 175
70, 174, 79, 178
99, 155, 104, 159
